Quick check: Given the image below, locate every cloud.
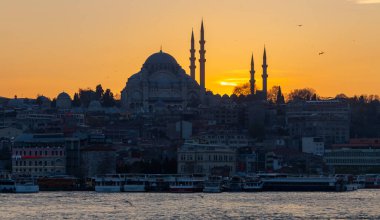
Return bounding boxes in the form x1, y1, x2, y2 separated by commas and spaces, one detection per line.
350, 0, 380, 4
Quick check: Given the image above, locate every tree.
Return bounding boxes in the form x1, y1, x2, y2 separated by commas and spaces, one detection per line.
287, 88, 317, 101
72, 93, 81, 107
36, 95, 44, 106
102, 89, 115, 107
51, 98, 56, 108
95, 84, 104, 101
233, 83, 251, 96
276, 87, 286, 104
79, 89, 96, 107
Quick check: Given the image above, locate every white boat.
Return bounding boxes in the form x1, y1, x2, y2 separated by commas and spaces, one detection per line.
94, 174, 122, 192
169, 175, 205, 193
203, 176, 222, 193
242, 176, 263, 192
122, 174, 147, 192
15, 181, 39, 193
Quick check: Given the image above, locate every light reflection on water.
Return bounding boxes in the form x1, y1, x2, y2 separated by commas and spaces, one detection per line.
0, 190, 380, 219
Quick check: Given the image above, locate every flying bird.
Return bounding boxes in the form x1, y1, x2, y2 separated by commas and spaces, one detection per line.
297, 24, 303, 27
318, 51, 325, 55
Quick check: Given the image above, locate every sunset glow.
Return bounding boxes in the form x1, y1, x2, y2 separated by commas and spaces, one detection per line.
0, 0, 379, 99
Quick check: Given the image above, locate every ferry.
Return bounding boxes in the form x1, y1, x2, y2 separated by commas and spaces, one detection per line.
242, 176, 263, 192
354, 175, 366, 189
146, 174, 173, 192
15, 178, 39, 193
121, 174, 147, 192
226, 176, 243, 192
169, 175, 205, 193
262, 176, 347, 192
0, 174, 15, 193
203, 176, 223, 193
38, 175, 79, 191
364, 174, 380, 189
94, 174, 122, 192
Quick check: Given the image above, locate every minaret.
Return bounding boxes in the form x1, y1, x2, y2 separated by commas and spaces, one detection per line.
250, 53, 256, 95
262, 46, 268, 99
199, 20, 206, 92
189, 29, 196, 80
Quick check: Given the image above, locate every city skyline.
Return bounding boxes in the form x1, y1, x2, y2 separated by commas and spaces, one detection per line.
1, 0, 380, 99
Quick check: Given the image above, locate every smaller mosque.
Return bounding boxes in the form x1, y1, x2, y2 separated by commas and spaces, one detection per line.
249, 47, 269, 100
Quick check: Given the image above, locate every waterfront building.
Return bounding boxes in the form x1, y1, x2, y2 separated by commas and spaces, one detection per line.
324, 149, 380, 174
324, 138, 380, 173
12, 133, 83, 177
286, 99, 350, 146
177, 139, 236, 176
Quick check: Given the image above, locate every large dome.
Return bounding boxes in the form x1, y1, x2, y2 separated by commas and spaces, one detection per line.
142, 50, 180, 73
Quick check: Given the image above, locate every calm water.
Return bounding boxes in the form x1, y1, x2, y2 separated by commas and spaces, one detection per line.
0, 190, 379, 219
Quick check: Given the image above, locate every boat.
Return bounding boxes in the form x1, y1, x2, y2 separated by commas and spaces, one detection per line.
146, 174, 173, 192
169, 175, 204, 193
364, 174, 380, 189
94, 174, 122, 192
121, 174, 147, 192
262, 176, 347, 192
203, 176, 222, 193
0, 173, 15, 193
15, 178, 39, 193
242, 176, 263, 192
354, 175, 366, 189
38, 175, 79, 191
226, 176, 243, 192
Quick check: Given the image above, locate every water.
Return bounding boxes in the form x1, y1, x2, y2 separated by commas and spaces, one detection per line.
1, 190, 379, 219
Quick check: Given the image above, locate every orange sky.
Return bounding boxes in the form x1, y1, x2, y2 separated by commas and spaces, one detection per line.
0, 0, 379, 99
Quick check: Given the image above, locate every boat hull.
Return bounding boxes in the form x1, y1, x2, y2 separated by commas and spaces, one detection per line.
123, 185, 146, 192
169, 187, 200, 193
15, 185, 39, 193
203, 187, 221, 193
95, 186, 121, 192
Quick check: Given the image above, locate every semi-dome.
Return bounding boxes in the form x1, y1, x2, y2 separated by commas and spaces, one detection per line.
142, 50, 180, 73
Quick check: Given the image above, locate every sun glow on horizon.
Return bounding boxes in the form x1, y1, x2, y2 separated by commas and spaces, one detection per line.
0, 0, 379, 99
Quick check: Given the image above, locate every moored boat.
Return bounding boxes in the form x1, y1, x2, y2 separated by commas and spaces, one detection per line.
15, 178, 39, 193
38, 175, 79, 191
121, 174, 147, 192
364, 174, 380, 189
0, 174, 15, 193
203, 176, 222, 193
242, 176, 263, 192
94, 174, 122, 192
262, 176, 347, 192
226, 176, 243, 192
169, 175, 204, 193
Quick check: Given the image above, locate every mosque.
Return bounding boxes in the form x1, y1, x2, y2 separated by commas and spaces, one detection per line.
120, 21, 269, 113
